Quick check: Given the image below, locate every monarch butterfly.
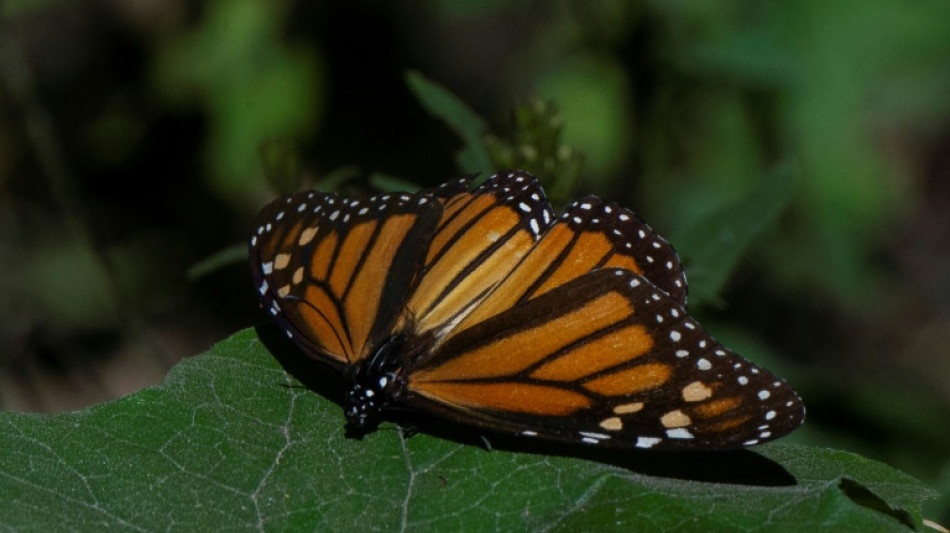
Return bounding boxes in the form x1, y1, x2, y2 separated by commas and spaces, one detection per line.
250, 171, 804, 450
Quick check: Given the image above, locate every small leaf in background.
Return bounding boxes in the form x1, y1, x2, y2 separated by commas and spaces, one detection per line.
186, 244, 247, 281
534, 52, 633, 181
0, 329, 936, 531
672, 163, 799, 309
368, 172, 422, 193
154, 0, 324, 206
484, 99, 585, 208
314, 166, 364, 193
404, 70, 493, 175
258, 137, 304, 195
30, 244, 118, 330
404, 72, 584, 205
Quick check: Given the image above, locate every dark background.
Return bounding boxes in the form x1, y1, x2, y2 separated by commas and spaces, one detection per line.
1, 0, 948, 521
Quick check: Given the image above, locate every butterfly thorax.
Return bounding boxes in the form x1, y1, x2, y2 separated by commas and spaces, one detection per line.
344, 334, 410, 431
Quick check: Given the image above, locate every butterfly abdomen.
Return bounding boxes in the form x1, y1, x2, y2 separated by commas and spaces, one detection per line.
344, 333, 411, 431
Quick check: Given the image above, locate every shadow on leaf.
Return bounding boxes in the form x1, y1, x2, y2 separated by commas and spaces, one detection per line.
257, 323, 798, 488
838, 477, 916, 529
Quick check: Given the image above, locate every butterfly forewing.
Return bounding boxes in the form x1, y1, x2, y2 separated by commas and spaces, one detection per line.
403, 171, 554, 338
450, 195, 689, 336
250, 190, 441, 367
422, 175, 475, 202
407, 268, 804, 450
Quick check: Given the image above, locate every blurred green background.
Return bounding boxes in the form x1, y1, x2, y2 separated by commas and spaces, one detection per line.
1, 0, 948, 523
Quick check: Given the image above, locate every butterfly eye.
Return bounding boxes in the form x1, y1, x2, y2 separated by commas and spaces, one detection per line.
250, 170, 805, 450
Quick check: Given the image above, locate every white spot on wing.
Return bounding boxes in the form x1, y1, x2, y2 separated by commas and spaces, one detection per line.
666, 428, 694, 439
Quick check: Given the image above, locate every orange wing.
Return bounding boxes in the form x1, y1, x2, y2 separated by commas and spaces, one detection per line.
450, 194, 688, 337
406, 268, 805, 450
250, 190, 441, 369
402, 172, 554, 338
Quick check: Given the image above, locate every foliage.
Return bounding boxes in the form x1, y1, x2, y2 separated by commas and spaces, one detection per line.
1, 0, 948, 528
405, 70, 493, 176
483, 99, 585, 208
154, 0, 324, 205
0, 329, 935, 532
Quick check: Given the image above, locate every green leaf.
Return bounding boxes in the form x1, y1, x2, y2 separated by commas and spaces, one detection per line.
154, 0, 323, 205
483, 99, 585, 208
0, 329, 935, 531
186, 243, 247, 280
534, 53, 633, 179
368, 172, 423, 193
405, 70, 493, 175
673, 163, 799, 308
258, 137, 305, 195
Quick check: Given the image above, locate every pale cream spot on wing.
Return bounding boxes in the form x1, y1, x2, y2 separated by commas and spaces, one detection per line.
682, 381, 713, 402
599, 417, 623, 431
613, 402, 644, 414
274, 253, 291, 270
660, 410, 691, 428
298, 226, 318, 246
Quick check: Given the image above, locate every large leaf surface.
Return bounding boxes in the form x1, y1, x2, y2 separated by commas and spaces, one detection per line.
0, 328, 936, 532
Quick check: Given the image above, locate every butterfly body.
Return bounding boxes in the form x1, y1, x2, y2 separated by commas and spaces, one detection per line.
343, 333, 409, 431
250, 171, 805, 450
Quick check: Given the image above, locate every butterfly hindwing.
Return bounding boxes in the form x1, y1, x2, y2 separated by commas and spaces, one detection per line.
407, 268, 804, 450
250, 190, 442, 367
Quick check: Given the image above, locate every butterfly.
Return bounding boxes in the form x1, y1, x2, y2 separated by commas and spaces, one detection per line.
249, 171, 805, 450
